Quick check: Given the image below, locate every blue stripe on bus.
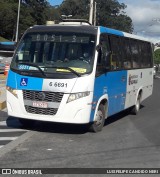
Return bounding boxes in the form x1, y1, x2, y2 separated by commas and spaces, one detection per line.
7, 70, 43, 91
90, 70, 127, 122
6, 70, 17, 89
100, 27, 124, 36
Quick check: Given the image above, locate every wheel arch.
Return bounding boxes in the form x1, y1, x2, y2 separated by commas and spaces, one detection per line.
93, 94, 108, 122
136, 87, 143, 104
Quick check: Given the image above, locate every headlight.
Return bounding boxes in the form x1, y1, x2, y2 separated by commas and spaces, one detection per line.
6, 86, 18, 98
67, 91, 90, 103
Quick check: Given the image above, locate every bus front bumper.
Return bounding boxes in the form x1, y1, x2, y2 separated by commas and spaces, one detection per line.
7, 91, 92, 124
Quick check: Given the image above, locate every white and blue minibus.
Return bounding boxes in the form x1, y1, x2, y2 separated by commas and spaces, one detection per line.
6, 20, 154, 132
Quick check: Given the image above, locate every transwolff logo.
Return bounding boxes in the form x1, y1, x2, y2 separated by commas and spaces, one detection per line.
128, 74, 138, 85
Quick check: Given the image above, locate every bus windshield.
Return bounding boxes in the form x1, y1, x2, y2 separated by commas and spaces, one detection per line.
11, 32, 96, 77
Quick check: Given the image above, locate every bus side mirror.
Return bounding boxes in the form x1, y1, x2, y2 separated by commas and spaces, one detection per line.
96, 44, 101, 52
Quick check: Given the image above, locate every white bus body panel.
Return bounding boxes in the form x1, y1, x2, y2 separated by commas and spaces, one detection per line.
125, 68, 153, 109
6, 71, 96, 124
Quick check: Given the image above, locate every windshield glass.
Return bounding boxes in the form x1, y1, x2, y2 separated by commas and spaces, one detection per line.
11, 32, 96, 77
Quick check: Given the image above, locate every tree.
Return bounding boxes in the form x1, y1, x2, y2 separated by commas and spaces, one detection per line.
96, 0, 133, 32
0, 0, 133, 40
59, 0, 89, 20
46, 6, 61, 22
0, 0, 17, 40
0, 0, 50, 41
59, 0, 133, 33
154, 49, 160, 64
24, 0, 49, 25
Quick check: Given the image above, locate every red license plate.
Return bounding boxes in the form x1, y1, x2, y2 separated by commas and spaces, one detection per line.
32, 101, 48, 108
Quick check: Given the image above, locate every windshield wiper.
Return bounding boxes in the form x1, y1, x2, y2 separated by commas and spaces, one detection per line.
17, 63, 80, 77
42, 66, 81, 77
18, 62, 46, 77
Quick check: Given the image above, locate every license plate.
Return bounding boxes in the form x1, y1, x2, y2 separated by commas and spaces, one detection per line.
32, 101, 48, 108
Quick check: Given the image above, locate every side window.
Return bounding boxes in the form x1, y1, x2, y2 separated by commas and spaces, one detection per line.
146, 43, 153, 67
130, 40, 140, 68
141, 42, 151, 68
144, 42, 152, 67
121, 38, 132, 69
109, 35, 122, 70
96, 34, 110, 75
16, 39, 31, 62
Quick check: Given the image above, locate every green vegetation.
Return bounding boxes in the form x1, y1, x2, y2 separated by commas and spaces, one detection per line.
154, 49, 160, 64
59, 0, 133, 33
0, 0, 133, 41
0, 36, 9, 42
0, 0, 49, 41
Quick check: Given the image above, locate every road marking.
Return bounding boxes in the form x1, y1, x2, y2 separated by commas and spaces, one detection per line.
0, 121, 20, 126
0, 119, 29, 150
0, 121, 7, 126
0, 137, 18, 141
0, 129, 28, 132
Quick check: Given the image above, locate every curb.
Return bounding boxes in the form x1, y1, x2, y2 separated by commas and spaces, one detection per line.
0, 74, 7, 80
0, 101, 6, 110
0, 86, 6, 110
0, 74, 7, 110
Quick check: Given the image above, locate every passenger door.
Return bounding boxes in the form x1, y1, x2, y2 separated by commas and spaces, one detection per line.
94, 34, 127, 116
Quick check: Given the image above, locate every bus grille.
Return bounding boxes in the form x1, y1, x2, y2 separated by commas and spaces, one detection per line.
25, 105, 58, 115
23, 90, 64, 102
23, 90, 64, 115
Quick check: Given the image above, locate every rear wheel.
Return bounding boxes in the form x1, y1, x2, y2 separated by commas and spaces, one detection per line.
89, 104, 105, 133
131, 93, 141, 115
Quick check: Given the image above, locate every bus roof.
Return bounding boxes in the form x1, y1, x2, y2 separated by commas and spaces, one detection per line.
26, 25, 98, 35
59, 19, 92, 26
25, 24, 151, 43
100, 26, 151, 43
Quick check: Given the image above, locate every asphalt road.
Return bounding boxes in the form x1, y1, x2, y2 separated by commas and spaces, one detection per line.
0, 76, 160, 177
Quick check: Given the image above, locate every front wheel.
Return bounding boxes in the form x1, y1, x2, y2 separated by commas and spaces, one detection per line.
89, 104, 105, 133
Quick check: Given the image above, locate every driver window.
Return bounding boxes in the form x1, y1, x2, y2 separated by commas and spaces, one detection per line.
96, 34, 110, 75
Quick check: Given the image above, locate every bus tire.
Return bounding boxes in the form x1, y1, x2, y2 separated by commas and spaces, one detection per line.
131, 93, 141, 115
89, 104, 105, 133
18, 118, 35, 127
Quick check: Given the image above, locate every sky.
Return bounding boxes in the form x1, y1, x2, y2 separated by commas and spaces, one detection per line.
48, 0, 63, 6
48, 0, 160, 43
